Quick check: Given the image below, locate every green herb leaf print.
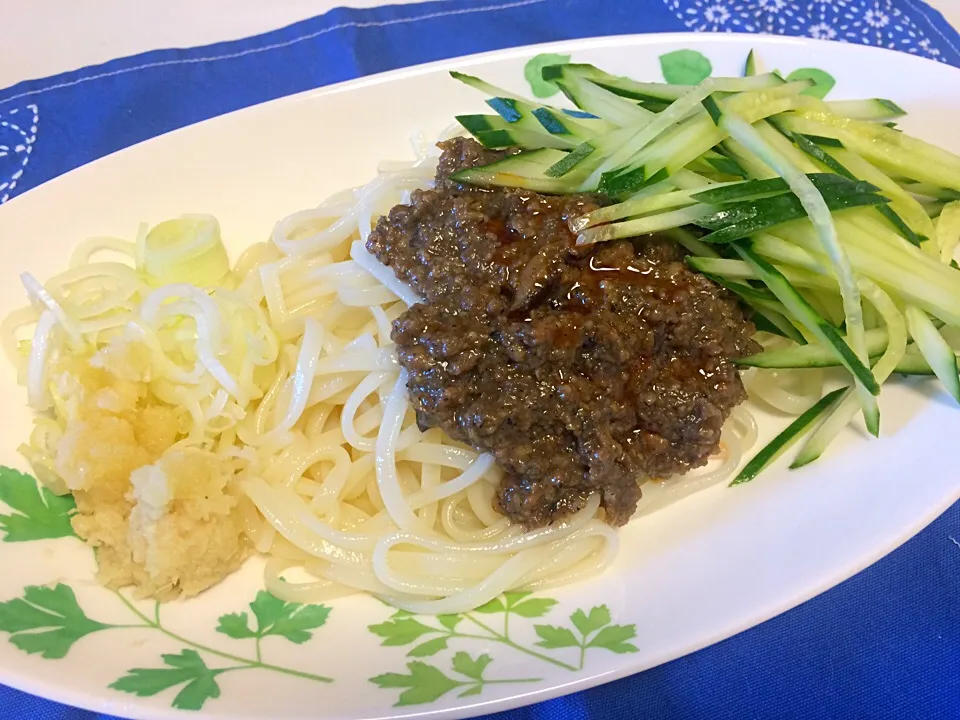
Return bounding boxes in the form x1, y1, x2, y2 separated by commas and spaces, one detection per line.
511, 596, 559, 618
473, 596, 506, 614
109, 649, 224, 711
216, 590, 331, 645
536, 604, 638, 657
371, 660, 461, 706
524, 53, 572, 97
451, 651, 492, 681
533, 624, 580, 649
408, 636, 450, 657
659, 49, 712, 85
371, 652, 537, 707
437, 613, 461, 630
475, 591, 556, 617
786, 68, 837, 99
0, 584, 109, 658
0, 467, 77, 542
214, 612, 258, 640
570, 605, 611, 636
368, 617, 437, 646
587, 624, 640, 654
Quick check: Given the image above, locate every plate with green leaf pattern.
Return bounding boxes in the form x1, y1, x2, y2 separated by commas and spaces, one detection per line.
2, 34, 959, 719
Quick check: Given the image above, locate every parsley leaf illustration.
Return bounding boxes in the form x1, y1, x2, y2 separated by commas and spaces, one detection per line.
109, 649, 225, 711
408, 636, 449, 657
587, 624, 639, 654
571, 605, 611, 636
524, 53, 571, 97
660, 49, 712, 85
474, 592, 557, 617
214, 612, 257, 640
371, 661, 460, 707
510, 596, 558, 618
0, 467, 76, 542
0, 584, 109, 658
786, 68, 836, 99
216, 591, 330, 644
533, 625, 580, 649
451, 651, 492, 681
368, 616, 438, 647
436, 614, 461, 631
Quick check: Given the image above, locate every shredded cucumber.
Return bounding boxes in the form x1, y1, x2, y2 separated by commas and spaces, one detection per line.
905, 305, 960, 403
936, 201, 960, 263
731, 388, 846, 485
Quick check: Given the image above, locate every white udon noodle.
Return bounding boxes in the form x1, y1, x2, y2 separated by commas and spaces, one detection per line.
3, 132, 808, 614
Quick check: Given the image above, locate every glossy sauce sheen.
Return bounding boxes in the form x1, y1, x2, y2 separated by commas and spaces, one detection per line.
366, 139, 759, 527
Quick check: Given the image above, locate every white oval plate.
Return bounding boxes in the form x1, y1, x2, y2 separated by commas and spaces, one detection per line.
1, 33, 959, 720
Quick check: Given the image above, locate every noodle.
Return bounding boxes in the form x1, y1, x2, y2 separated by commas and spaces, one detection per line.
3, 138, 758, 612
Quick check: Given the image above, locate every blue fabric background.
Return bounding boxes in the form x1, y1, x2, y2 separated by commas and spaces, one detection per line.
1, 0, 959, 717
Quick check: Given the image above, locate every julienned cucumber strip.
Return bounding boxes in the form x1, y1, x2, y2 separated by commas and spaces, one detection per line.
730, 388, 847, 485
706, 154, 748, 177
740, 348, 934, 374
597, 81, 814, 196
904, 305, 960, 403
544, 143, 596, 176
737, 327, 891, 367
449, 71, 611, 138
449, 148, 575, 193
550, 68, 654, 127
664, 227, 720, 258
769, 131, 926, 247
824, 145, 935, 246
937, 201, 960, 262
733, 244, 880, 395
719, 110, 878, 433
790, 280, 907, 464
582, 74, 788, 191
753, 313, 798, 340
574, 185, 699, 230
690, 173, 879, 205
542, 63, 689, 102
775, 110, 960, 191
825, 98, 906, 121
696, 189, 888, 244
544, 125, 648, 179
771, 126, 929, 246
737, 329, 936, 374
698, 272, 808, 344
456, 115, 579, 150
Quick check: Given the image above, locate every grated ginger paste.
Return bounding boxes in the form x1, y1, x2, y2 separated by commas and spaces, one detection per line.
50, 345, 248, 600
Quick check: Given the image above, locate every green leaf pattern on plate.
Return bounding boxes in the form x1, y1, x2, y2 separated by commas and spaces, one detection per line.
659, 49, 713, 85
371, 651, 540, 707
786, 68, 837, 99
0, 466, 77, 542
109, 649, 226, 711
523, 53, 572, 97
217, 590, 331, 647
367, 597, 638, 706
0, 583, 334, 711
0, 584, 110, 659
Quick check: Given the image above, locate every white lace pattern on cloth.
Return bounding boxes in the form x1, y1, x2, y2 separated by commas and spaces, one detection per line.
0, 104, 38, 204
664, 0, 950, 59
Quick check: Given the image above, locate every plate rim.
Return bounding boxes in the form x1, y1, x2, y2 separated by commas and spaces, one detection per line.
2, 31, 959, 720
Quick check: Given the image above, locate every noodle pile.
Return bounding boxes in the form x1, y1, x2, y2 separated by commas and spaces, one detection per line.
2, 136, 761, 613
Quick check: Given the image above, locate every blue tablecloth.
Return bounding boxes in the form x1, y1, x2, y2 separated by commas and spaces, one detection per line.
2, 0, 959, 718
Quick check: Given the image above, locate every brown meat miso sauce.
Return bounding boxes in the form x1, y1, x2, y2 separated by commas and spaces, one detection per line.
366, 138, 760, 529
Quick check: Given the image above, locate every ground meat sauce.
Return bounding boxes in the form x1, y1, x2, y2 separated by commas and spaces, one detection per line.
366, 137, 760, 528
